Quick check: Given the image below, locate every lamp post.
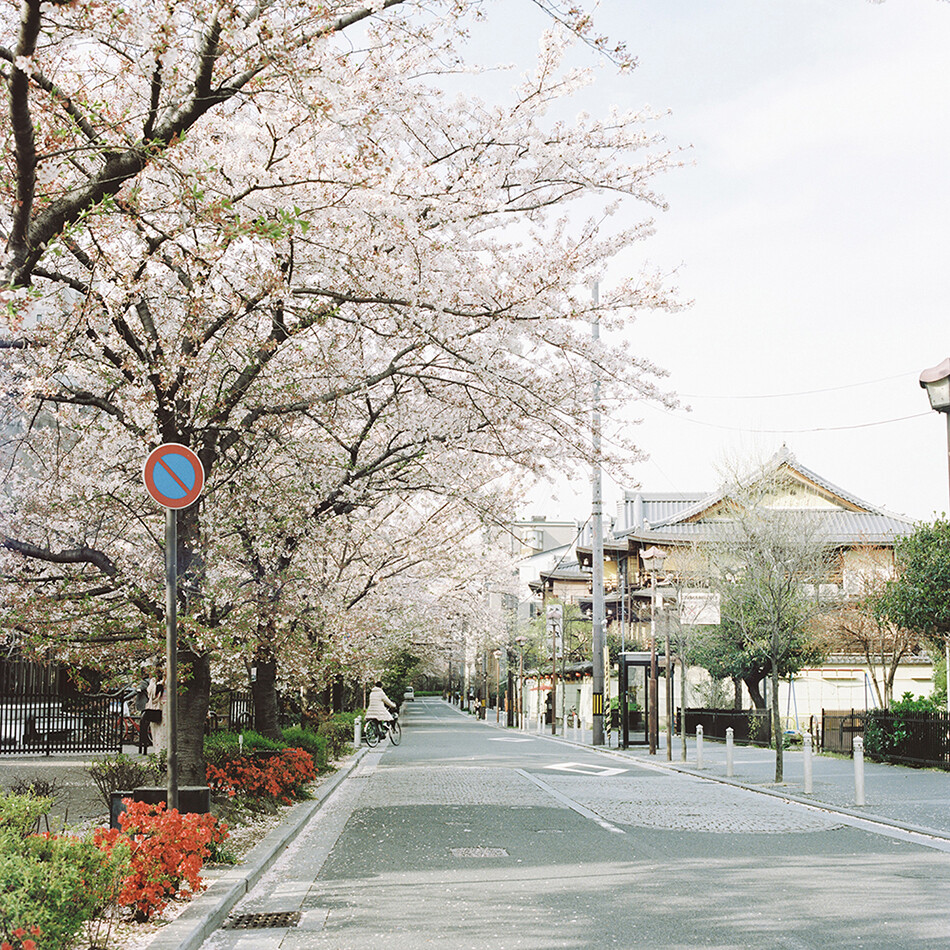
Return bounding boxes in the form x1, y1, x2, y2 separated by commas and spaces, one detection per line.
641, 545, 666, 755
919, 357, 950, 713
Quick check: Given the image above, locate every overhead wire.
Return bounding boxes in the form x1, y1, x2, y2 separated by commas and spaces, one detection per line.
641, 402, 931, 435
677, 370, 918, 401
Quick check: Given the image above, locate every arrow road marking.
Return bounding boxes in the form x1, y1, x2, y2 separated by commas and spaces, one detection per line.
544, 762, 627, 777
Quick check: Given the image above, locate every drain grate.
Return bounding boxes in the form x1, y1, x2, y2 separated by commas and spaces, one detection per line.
224, 911, 302, 930
450, 847, 509, 857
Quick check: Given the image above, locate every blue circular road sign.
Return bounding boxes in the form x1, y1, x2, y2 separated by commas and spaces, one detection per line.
143, 444, 204, 509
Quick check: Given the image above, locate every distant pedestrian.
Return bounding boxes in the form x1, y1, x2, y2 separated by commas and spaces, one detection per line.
143, 671, 166, 755
135, 671, 151, 754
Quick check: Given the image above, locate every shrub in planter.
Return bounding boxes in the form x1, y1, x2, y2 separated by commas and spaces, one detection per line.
204, 729, 285, 766
0, 792, 53, 840
93, 799, 228, 922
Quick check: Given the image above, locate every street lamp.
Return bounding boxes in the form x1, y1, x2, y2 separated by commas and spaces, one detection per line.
641, 545, 667, 756
919, 357, 950, 713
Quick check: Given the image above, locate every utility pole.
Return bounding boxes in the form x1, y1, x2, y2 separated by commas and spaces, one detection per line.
591, 281, 605, 746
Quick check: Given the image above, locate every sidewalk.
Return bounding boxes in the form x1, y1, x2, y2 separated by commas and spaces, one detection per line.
493, 709, 950, 841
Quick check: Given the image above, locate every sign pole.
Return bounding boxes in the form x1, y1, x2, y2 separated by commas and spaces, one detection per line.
165, 507, 178, 812
144, 443, 203, 814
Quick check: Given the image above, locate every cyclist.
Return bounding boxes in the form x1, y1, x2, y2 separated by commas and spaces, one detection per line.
365, 680, 397, 735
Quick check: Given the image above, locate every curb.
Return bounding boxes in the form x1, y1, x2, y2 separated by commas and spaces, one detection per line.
145, 745, 369, 950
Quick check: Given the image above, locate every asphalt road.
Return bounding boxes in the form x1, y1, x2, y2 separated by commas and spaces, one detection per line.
203, 698, 950, 950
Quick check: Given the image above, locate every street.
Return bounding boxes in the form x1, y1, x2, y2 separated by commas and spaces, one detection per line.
203, 698, 950, 949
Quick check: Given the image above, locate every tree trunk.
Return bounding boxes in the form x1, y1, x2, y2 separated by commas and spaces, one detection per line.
732, 677, 742, 709
744, 675, 766, 710
331, 675, 344, 714
771, 656, 783, 784
177, 650, 211, 786
251, 651, 282, 741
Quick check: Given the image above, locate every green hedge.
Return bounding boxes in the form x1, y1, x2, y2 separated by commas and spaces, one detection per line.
316, 712, 358, 760
0, 791, 128, 950
282, 726, 329, 771
204, 729, 285, 765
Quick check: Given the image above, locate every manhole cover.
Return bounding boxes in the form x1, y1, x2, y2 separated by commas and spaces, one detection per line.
224, 911, 302, 929
450, 847, 509, 857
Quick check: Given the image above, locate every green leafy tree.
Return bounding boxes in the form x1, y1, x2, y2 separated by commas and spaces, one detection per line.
877, 520, 950, 681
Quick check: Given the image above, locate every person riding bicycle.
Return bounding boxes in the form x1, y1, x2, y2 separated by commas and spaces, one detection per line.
365, 681, 397, 733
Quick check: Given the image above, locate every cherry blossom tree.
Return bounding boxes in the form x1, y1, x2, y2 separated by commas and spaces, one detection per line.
0, 0, 681, 780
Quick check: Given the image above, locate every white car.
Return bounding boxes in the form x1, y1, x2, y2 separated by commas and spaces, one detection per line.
404, 687, 415, 702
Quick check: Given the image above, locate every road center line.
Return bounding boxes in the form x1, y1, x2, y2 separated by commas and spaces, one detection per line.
514, 768, 625, 835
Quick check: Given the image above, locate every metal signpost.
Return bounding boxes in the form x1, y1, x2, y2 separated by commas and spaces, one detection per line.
546, 604, 562, 735
143, 444, 204, 811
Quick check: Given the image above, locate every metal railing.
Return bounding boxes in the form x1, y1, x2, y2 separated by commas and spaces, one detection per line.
863, 708, 950, 769
683, 707, 772, 746
821, 709, 865, 755
0, 693, 124, 755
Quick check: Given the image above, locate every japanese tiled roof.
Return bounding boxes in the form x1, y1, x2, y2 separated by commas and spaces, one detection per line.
616, 449, 914, 547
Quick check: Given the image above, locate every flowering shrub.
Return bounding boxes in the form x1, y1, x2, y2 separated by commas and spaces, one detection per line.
206, 747, 315, 805
0, 925, 42, 950
94, 800, 228, 921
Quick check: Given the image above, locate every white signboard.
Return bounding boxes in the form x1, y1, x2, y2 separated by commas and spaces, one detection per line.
546, 604, 563, 652
680, 591, 721, 626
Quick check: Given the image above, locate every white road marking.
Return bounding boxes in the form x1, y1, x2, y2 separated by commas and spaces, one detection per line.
516, 768, 626, 835
544, 762, 628, 777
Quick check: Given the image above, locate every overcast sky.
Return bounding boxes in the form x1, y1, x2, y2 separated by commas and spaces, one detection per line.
469, 0, 950, 524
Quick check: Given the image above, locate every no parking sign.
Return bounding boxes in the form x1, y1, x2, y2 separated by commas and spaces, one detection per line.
142, 442, 204, 812
143, 444, 204, 509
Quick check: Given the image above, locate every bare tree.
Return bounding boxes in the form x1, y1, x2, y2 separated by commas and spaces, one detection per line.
818, 576, 920, 709
699, 465, 832, 783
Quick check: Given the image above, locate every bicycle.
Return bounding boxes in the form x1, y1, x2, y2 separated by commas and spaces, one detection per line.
363, 711, 401, 747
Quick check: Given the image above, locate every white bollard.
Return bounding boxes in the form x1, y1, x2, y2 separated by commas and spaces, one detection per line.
696, 724, 704, 769
354, 715, 362, 749
803, 733, 813, 794
537, 712, 542, 735
853, 735, 866, 806
574, 718, 579, 742
725, 727, 734, 777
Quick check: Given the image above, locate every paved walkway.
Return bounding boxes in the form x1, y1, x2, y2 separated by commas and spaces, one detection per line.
488, 709, 950, 840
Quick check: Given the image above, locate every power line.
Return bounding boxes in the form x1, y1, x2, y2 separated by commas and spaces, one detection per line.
645, 404, 931, 435
678, 371, 915, 401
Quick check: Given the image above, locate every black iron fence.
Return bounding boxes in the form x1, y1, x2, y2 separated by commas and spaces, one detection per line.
0, 693, 125, 755
683, 707, 771, 746
821, 709, 864, 755
228, 691, 255, 731
863, 708, 950, 770
0, 656, 65, 697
